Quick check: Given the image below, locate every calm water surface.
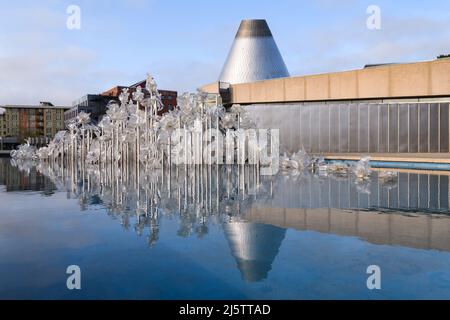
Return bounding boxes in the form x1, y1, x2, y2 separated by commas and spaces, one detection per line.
1, 158, 450, 299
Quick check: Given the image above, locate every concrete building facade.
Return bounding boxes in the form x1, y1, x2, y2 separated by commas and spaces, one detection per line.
230, 58, 450, 155
202, 19, 450, 156
224, 58, 450, 104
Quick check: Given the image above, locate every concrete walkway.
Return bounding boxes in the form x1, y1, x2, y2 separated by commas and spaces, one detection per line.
321, 153, 450, 171
321, 153, 450, 164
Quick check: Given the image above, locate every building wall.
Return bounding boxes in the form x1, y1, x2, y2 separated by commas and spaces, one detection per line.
66, 88, 178, 127
64, 107, 78, 127
101, 86, 128, 98
2, 108, 20, 137
200, 82, 220, 94
43, 108, 65, 137
65, 94, 118, 125
245, 101, 450, 154
0, 106, 68, 144
202, 58, 450, 104
102, 87, 178, 114
200, 59, 450, 155
158, 90, 178, 114
0, 114, 4, 137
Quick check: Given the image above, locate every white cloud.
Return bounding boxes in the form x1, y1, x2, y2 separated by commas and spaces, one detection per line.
0, 45, 107, 105
2, 2, 450, 106
0, 5, 136, 106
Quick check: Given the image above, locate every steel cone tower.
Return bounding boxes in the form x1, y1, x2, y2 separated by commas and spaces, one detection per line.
219, 19, 290, 84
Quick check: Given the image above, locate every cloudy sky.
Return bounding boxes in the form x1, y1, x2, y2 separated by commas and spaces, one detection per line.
1, 0, 449, 106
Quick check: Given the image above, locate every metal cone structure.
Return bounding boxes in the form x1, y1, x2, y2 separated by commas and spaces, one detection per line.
219, 19, 290, 84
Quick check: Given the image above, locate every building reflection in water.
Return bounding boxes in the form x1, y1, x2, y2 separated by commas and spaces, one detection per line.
224, 221, 286, 282
0, 158, 56, 194
269, 170, 449, 212
2, 158, 450, 281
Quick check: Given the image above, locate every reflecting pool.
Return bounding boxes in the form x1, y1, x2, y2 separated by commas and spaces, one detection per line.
1, 158, 450, 299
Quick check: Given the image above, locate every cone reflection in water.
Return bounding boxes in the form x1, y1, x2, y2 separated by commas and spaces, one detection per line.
223, 221, 286, 282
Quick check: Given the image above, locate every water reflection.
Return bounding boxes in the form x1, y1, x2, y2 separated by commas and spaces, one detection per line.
272, 169, 448, 212
0, 159, 56, 194
224, 221, 286, 282
2, 158, 450, 283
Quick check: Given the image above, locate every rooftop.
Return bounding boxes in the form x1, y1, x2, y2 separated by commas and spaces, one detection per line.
203, 57, 450, 104
1, 103, 70, 110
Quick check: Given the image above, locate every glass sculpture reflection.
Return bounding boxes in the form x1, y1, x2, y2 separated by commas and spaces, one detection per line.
6, 156, 450, 282
5, 74, 450, 283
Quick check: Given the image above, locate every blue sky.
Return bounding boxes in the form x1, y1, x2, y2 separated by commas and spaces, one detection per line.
1, 0, 450, 105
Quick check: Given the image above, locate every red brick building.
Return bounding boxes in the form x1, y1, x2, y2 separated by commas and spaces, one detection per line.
101, 80, 177, 116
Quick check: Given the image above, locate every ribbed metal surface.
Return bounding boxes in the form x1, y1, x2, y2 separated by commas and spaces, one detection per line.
245, 102, 450, 154
218, 19, 290, 84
